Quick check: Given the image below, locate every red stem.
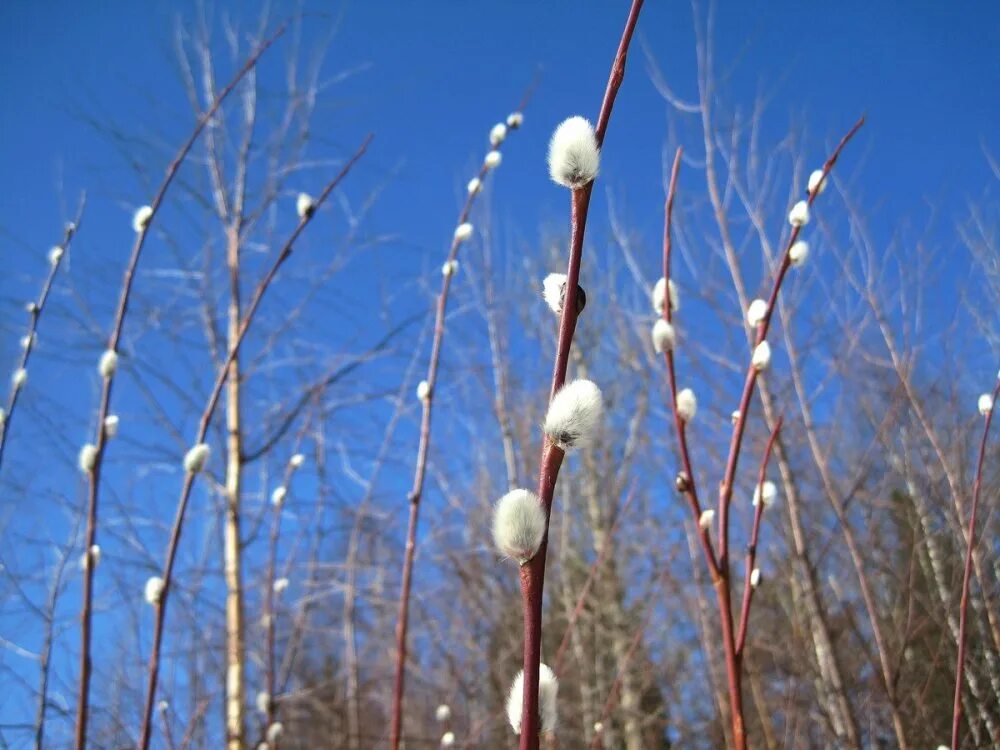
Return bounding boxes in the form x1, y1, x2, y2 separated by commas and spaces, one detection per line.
517, 4, 645, 748
137, 137, 370, 750
950, 379, 999, 749
388, 93, 531, 749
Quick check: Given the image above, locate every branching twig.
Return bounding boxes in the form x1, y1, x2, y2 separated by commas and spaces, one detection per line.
137, 135, 371, 750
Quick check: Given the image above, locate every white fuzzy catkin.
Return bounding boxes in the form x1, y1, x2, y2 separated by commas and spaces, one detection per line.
746, 299, 768, 327
144, 576, 164, 605
467, 176, 482, 194
808, 169, 828, 195
273, 577, 290, 594
753, 480, 778, 507
289, 453, 305, 469
789, 240, 809, 267
699, 509, 715, 529
454, 222, 473, 242
652, 277, 679, 314
490, 123, 508, 146
752, 341, 772, 371
417, 380, 431, 401
0, 408, 5, 425
104, 415, 120, 438
978, 393, 994, 416
26, 301, 39, 314
507, 111, 524, 128
750, 568, 762, 588
256, 691, 271, 715
676, 388, 697, 422
442, 259, 459, 276
440, 732, 456, 747
183, 443, 210, 473
266, 723, 284, 743
548, 116, 599, 189
541, 273, 567, 315
132, 206, 153, 233
788, 200, 810, 227
651, 319, 676, 353
48, 246, 64, 266
12, 368, 27, 389
98, 349, 118, 378
296, 192, 315, 219
543, 379, 603, 451
79, 444, 98, 473
81, 544, 101, 570
20, 333, 34, 349
492, 489, 546, 564
506, 663, 558, 734
484, 150, 502, 169
271, 486, 287, 506
435, 704, 452, 722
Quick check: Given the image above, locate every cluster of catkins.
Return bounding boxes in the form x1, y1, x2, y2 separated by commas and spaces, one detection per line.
489, 116, 604, 738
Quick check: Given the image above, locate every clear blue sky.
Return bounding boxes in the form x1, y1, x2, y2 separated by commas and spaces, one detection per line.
1, 0, 998, 745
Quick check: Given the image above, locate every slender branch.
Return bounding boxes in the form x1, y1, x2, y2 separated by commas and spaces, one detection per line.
137, 135, 371, 750
516, 4, 644, 748
388, 91, 532, 749
0, 196, 85, 470
734, 417, 782, 656
73, 27, 286, 750
951, 378, 1000, 749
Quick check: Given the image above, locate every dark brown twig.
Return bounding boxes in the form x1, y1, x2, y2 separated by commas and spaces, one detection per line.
951, 378, 999, 749
516, 4, 645, 748
137, 135, 371, 750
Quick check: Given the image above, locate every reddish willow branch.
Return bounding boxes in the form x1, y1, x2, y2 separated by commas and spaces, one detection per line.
388, 90, 533, 750
73, 27, 287, 750
137, 135, 371, 750
734, 417, 782, 656
517, 3, 644, 748
951, 378, 1000, 749
552, 484, 637, 674
0, 197, 85, 470
658, 120, 864, 749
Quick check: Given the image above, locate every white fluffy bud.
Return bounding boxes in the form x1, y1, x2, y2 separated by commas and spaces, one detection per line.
807, 169, 828, 195
440, 732, 455, 747
26, 301, 39, 314
543, 379, 603, 451
752, 341, 772, 371
547, 116, 599, 189
266, 723, 284, 743
506, 111, 524, 129
435, 704, 452, 722
492, 489, 546, 564
699, 509, 715, 530
256, 691, 271, 715
454, 222, 473, 242
753, 480, 778, 508
490, 123, 508, 146
746, 299, 768, 327
652, 319, 676, 353
48, 246, 64, 266
273, 577, 289, 594
104, 415, 119, 438
79, 444, 98, 474
144, 576, 164, 605
183, 443, 210, 473
417, 380, 431, 401
542, 273, 566, 315
296, 193, 315, 219
467, 177, 482, 195
484, 150, 502, 169
80, 544, 101, 570
271, 486, 287, 506
750, 568, 762, 588
12, 368, 27, 389
98, 349, 118, 378
132, 206, 153, 233
979, 393, 994, 416
788, 200, 810, 227
20, 333, 34, 350
506, 663, 558, 734
652, 277, 679, 314
789, 240, 809, 267
676, 388, 697, 422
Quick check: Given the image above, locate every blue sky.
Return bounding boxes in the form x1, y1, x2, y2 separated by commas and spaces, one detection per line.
1, 0, 999, 745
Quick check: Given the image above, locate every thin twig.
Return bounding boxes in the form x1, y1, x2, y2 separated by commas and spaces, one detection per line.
137, 135, 371, 750
951, 378, 999, 749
